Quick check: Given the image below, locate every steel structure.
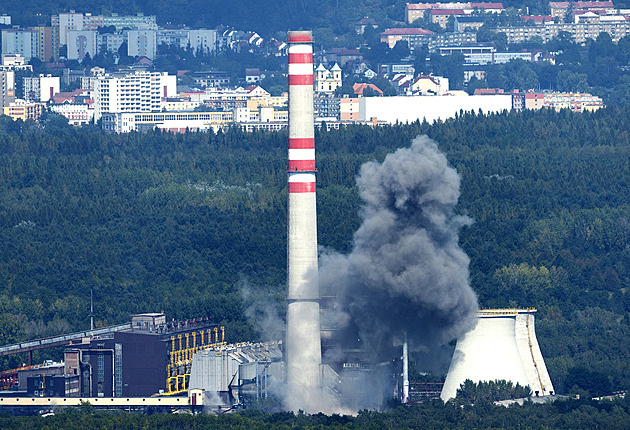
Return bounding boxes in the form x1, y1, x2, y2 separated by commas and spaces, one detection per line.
0, 324, 130, 364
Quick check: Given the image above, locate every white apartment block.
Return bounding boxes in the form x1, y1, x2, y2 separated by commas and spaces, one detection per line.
156, 29, 217, 53
50, 103, 94, 125
0, 70, 15, 108
103, 14, 157, 32
97, 33, 126, 54
406, 2, 504, 23
1, 29, 38, 61
67, 30, 98, 61
127, 30, 157, 59
495, 21, 630, 44
53, 12, 104, 46
187, 30, 217, 54
94, 72, 177, 122
23, 74, 60, 102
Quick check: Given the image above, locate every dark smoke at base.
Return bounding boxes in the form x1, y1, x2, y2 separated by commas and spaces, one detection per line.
319, 136, 478, 409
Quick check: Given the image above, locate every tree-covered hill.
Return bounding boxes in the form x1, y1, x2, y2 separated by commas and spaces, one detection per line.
0, 107, 629, 396
2, 0, 555, 37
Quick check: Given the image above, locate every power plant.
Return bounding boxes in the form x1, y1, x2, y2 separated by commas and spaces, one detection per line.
440, 308, 555, 401
0, 32, 556, 416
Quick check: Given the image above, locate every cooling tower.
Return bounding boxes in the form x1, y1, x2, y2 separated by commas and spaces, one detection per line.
285, 30, 322, 404
441, 309, 554, 401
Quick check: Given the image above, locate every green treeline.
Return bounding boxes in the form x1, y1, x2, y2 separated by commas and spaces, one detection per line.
0, 108, 629, 397
4, 395, 630, 429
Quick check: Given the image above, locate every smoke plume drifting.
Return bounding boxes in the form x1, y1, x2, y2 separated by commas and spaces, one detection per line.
320, 136, 478, 371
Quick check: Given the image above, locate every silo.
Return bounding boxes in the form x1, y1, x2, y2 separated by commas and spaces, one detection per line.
441, 309, 554, 401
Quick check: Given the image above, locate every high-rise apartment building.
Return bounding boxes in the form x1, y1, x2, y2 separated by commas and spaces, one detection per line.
0, 71, 15, 108
94, 72, 177, 122
23, 74, 60, 102
127, 30, 157, 59
1, 29, 38, 61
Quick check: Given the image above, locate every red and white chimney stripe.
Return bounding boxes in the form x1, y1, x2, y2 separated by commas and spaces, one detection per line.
288, 31, 315, 193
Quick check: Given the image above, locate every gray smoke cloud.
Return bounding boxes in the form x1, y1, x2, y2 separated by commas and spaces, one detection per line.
320, 135, 478, 372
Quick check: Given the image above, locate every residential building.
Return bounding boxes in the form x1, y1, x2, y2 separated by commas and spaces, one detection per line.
455, 16, 486, 32
340, 96, 360, 121
187, 86, 268, 109
160, 97, 201, 111
103, 13, 158, 31
1, 28, 38, 61
50, 102, 94, 125
245, 68, 262, 83
381, 28, 434, 49
53, 12, 103, 47
462, 51, 537, 65
93, 71, 177, 122
430, 9, 469, 28
406, 2, 504, 24
0, 70, 15, 108
324, 48, 362, 66
524, 91, 604, 112
438, 44, 495, 55
128, 30, 157, 59
430, 32, 477, 50
187, 29, 217, 54
3, 100, 44, 121
190, 71, 230, 87
550, 1, 615, 20
1, 54, 32, 72
494, 20, 630, 44
67, 30, 98, 61
97, 32, 126, 55
23, 74, 60, 102
315, 63, 342, 94
521, 15, 554, 25
409, 75, 449, 95
314, 96, 341, 119
355, 18, 378, 34
29, 27, 55, 62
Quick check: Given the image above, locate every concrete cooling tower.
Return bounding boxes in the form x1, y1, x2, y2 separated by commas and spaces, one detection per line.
441, 309, 554, 401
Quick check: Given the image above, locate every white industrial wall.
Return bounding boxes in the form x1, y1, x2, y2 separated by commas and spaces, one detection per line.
359, 94, 512, 124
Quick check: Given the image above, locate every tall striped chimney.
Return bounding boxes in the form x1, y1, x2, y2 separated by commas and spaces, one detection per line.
285, 30, 322, 406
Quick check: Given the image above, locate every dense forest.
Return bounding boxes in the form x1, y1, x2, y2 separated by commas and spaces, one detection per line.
0, 107, 630, 401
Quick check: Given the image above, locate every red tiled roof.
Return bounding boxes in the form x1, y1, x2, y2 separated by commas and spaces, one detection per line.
573, 1, 614, 7
381, 28, 434, 35
353, 83, 383, 95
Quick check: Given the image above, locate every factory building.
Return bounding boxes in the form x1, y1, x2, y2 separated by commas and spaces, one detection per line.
441, 309, 554, 401
63, 313, 224, 397
189, 341, 283, 408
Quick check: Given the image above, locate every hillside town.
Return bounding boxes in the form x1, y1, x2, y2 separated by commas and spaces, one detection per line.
0, 1, 617, 132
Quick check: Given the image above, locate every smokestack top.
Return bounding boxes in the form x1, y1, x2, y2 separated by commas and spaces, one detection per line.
288, 31, 313, 43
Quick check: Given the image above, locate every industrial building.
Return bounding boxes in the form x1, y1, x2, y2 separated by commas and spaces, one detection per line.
441, 308, 555, 401
0, 313, 225, 400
